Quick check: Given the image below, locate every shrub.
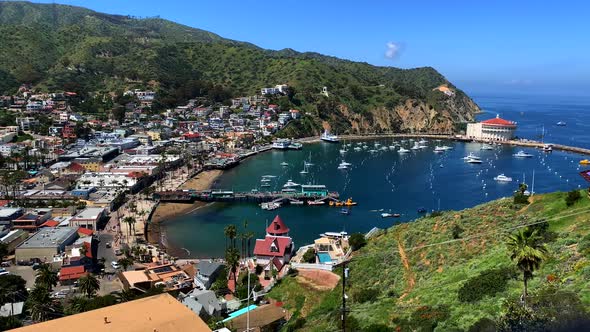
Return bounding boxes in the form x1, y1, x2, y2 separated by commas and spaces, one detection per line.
393, 305, 450, 331
565, 190, 582, 206
458, 266, 517, 303
468, 317, 496, 332
578, 234, 590, 257
352, 287, 380, 303
255, 264, 263, 275
451, 224, 464, 239
302, 248, 316, 263
349, 233, 367, 251
514, 192, 529, 204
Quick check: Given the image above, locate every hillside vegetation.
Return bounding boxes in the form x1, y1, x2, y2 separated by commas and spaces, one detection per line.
0, 1, 479, 135
269, 191, 590, 331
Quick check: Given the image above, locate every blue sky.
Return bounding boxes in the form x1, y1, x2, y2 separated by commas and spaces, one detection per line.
31, 0, 590, 95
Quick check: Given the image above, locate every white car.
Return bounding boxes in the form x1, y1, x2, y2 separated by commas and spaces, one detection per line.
110, 261, 120, 269
0, 268, 9, 276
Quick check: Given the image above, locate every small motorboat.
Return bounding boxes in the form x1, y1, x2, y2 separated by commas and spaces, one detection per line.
337, 164, 348, 170
340, 208, 350, 215
513, 150, 534, 158
398, 147, 410, 154
280, 162, 289, 166
343, 198, 357, 206
381, 213, 401, 218
542, 144, 552, 152
466, 157, 483, 164
480, 144, 494, 150
494, 174, 513, 182
434, 146, 445, 153
580, 159, 590, 165
556, 121, 566, 126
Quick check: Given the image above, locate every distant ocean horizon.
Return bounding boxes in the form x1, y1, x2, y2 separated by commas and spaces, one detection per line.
163, 93, 590, 258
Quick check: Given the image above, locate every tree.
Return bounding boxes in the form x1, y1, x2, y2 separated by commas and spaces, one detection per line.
225, 246, 240, 289
35, 264, 58, 291
0, 242, 8, 262
348, 233, 367, 251
224, 224, 237, 250
114, 289, 136, 303
123, 216, 136, 238
26, 286, 60, 322
506, 229, 548, 305
302, 248, 316, 263
565, 190, 582, 206
78, 274, 100, 298
117, 257, 133, 271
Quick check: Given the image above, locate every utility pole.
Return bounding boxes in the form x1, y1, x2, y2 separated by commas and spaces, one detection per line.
341, 261, 349, 332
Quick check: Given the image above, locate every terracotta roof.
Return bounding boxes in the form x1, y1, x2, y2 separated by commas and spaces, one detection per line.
11, 293, 211, 332
481, 117, 516, 127
59, 265, 86, 281
0, 200, 10, 207
78, 227, 93, 236
266, 215, 289, 235
253, 236, 292, 257
68, 162, 86, 172
271, 257, 283, 271
40, 220, 59, 227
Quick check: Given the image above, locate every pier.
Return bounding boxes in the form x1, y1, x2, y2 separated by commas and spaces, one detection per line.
154, 189, 339, 205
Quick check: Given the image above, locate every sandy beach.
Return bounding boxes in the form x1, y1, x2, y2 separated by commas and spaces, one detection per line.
147, 169, 223, 246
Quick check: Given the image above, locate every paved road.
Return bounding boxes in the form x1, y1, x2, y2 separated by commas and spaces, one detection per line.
97, 232, 118, 271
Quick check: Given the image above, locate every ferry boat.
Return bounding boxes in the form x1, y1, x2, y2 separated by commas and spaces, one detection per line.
513, 150, 534, 158
283, 180, 300, 188
321, 130, 340, 143
272, 139, 291, 150
398, 147, 410, 154
494, 174, 513, 182
556, 121, 566, 126
280, 162, 289, 167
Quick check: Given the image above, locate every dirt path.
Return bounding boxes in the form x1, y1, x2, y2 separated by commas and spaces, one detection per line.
397, 235, 416, 299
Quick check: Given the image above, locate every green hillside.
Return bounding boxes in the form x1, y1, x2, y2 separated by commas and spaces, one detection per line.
0, 1, 479, 135
269, 191, 590, 331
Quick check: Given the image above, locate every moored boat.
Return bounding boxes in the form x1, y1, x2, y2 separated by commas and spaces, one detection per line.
513, 150, 534, 158
321, 130, 340, 143
494, 174, 513, 182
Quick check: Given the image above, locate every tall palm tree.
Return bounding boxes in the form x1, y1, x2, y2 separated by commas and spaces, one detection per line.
225, 246, 240, 290
26, 286, 57, 322
35, 264, 58, 291
114, 289, 136, 303
506, 229, 548, 305
123, 216, 136, 238
246, 231, 254, 257
78, 274, 100, 298
224, 225, 237, 250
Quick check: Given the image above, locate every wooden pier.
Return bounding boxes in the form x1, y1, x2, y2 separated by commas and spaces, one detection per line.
154, 189, 340, 205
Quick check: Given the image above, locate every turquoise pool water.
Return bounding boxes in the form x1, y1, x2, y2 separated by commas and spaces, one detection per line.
317, 252, 332, 264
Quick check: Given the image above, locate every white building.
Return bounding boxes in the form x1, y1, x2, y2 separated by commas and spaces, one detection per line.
466, 115, 517, 141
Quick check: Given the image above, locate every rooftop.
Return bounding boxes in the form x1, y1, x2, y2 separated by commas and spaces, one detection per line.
0, 207, 23, 218
11, 293, 211, 332
18, 227, 77, 249
72, 207, 105, 220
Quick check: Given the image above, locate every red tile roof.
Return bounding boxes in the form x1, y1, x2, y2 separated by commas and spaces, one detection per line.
59, 265, 86, 281
266, 215, 289, 235
481, 117, 516, 127
271, 257, 283, 271
253, 236, 292, 257
41, 220, 59, 228
77, 227, 93, 236
68, 162, 86, 172
83, 242, 92, 259
0, 200, 10, 207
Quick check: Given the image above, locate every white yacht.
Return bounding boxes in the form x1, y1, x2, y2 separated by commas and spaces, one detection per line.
418, 139, 427, 144
280, 162, 289, 166
434, 146, 445, 153
494, 174, 513, 182
321, 130, 339, 143
337, 163, 349, 170
353, 147, 362, 151
513, 150, 534, 158
462, 153, 480, 161
369, 149, 378, 154
466, 157, 483, 164
441, 145, 453, 151
283, 180, 300, 188
411, 142, 421, 150
340, 160, 352, 167
398, 147, 410, 153
272, 139, 291, 150
481, 144, 494, 150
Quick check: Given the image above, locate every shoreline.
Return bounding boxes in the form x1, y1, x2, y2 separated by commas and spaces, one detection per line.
147, 169, 223, 254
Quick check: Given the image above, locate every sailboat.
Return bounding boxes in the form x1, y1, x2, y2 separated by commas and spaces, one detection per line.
300, 162, 309, 174
304, 152, 314, 167
339, 140, 347, 154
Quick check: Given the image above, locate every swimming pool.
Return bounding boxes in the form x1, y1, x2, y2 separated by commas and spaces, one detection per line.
317, 252, 332, 264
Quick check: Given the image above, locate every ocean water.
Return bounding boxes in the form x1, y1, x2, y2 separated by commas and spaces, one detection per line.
164, 94, 590, 258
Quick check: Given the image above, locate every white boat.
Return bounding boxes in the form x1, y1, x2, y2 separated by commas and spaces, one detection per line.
542, 144, 553, 152
388, 145, 396, 150
353, 147, 362, 151
262, 175, 276, 178
398, 147, 410, 153
337, 164, 348, 170
480, 144, 494, 150
466, 157, 482, 164
513, 150, 534, 158
418, 144, 428, 149
260, 202, 281, 210
494, 174, 513, 182
380, 146, 388, 151
340, 160, 352, 167
556, 121, 566, 126
411, 142, 421, 150
261, 183, 271, 187
369, 149, 378, 153
304, 152, 314, 167
283, 180, 300, 188
272, 139, 291, 150
434, 146, 445, 153
280, 162, 289, 166
261, 178, 271, 183
288, 142, 303, 150
374, 142, 381, 147
441, 145, 453, 151
418, 139, 427, 144
462, 153, 480, 161
321, 130, 339, 143
307, 200, 325, 206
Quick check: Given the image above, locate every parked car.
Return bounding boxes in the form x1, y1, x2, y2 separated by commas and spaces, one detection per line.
0, 268, 10, 276
51, 290, 69, 299
105, 242, 112, 249
1, 261, 10, 267
110, 261, 120, 269
32, 263, 41, 270
114, 249, 122, 256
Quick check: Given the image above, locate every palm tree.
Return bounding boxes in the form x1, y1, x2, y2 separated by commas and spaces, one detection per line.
224, 225, 237, 250
78, 274, 100, 298
117, 257, 133, 271
26, 286, 57, 322
225, 246, 240, 290
114, 289, 136, 303
123, 216, 136, 238
35, 264, 58, 291
506, 229, 548, 305
246, 231, 254, 257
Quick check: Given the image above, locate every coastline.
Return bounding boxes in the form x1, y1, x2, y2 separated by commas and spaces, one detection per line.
147, 169, 223, 253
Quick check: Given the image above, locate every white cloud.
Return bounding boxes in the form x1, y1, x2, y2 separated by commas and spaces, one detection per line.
385, 41, 402, 59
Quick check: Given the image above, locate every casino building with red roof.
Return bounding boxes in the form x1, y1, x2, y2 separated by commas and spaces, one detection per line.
466, 114, 517, 141
253, 215, 294, 276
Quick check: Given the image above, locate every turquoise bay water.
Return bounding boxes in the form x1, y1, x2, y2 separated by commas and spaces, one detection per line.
165, 94, 590, 258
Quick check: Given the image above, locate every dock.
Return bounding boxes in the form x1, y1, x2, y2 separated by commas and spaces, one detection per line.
154, 189, 339, 205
